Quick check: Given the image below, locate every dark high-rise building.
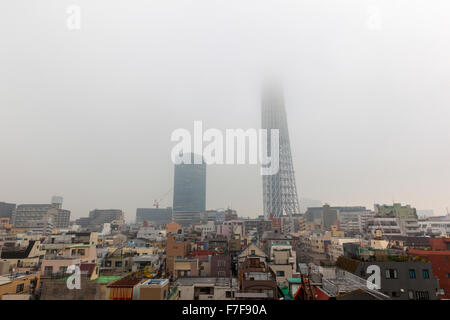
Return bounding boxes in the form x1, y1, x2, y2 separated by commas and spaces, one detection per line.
261, 81, 300, 220
0, 202, 16, 219
88, 209, 124, 225
173, 153, 206, 225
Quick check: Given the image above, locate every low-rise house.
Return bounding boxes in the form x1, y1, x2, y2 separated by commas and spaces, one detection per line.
63, 243, 97, 264
106, 278, 143, 300
175, 277, 238, 300
138, 278, 170, 300
268, 245, 297, 287
238, 257, 278, 300
238, 243, 266, 264
174, 258, 199, 278
0, 272, 40, 300
0, 240, 44, 271
40, 256, 81, 276
211, 254, 231, 278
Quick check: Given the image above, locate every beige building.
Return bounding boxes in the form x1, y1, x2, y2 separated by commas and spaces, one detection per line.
138, 278, 169, 300
268, 245, 297, 286
174, 258, 199, 278
0, 272, 40, 300
0, 240, 45, 271
176, 277, 238, 300
310, 232, 332, 254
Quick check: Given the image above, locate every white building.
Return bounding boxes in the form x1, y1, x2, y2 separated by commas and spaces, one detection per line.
419, 215, 450, 236
366, 217, 402, 236
137, 224, 165, 241
175, 277, 238, 300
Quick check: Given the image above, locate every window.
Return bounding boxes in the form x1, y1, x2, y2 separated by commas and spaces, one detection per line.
385, 269, 398, 279
44, 266, 53, 275
226, 291, 232, 298
415, 291, 430, 300
115, 261, 122, 267
251, 250, 256, 255
16, 284, 24, 293
59, 266, 68, 274
408, 290, 414, 300
446, 273, 450, 279
218, 271, 226, 277
422, 269, 430, 279
409, 269, 416, 279
105, 261, 112, 267
276, 270, 285, 277
218, 260, 226, 267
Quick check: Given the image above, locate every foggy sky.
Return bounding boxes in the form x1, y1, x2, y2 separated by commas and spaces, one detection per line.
1, 0, 450, 221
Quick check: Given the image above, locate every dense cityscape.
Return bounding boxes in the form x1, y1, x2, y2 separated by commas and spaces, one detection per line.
1, 85, 449, 301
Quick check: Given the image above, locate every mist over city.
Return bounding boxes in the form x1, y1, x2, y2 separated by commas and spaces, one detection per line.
0, 0, 449, 309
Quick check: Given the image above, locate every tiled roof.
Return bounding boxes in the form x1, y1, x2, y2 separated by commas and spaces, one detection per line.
107, 278, 142, 288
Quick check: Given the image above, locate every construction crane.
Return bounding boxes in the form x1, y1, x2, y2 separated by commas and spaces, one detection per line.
153, 188, 172, 208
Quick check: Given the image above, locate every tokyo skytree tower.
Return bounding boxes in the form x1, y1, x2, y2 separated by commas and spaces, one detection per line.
261, 81, 300, 220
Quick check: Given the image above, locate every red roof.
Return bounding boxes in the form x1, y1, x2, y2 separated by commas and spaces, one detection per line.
107, 279, 142, 288
80, 263, 97, 275
190, 250, 214, 257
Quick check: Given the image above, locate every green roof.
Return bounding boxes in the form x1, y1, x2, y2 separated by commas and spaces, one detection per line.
287, 278, 302, 284
95, 276, 122, 284
281, 286, 290, 296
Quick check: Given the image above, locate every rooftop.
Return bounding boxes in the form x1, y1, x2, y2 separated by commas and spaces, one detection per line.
106, 278, 143, 288
175, 277, 237, 287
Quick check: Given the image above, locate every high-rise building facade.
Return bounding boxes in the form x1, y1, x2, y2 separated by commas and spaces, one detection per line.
12, 197, 71, 230
172, 153, 206, 225
261, 82, 300, 220
0, 202, 16, 219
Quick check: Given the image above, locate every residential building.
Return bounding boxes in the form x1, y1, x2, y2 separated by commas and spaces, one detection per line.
375, 203, 418, 219
166, 234, 190, 277
175, 277, 238, 300
0, 272, 40, 300
238, 257, 278, 300
329, 238, 361, 262
408, 237, 450, 299
138, 278, 169, 300
211, 254, 231, 278
336, 256, 439, 300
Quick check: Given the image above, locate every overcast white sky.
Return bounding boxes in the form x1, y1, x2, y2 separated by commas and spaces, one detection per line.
1, 0, 449, 221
